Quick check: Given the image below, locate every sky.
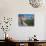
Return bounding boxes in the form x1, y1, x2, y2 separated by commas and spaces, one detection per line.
19, 14, 34, 20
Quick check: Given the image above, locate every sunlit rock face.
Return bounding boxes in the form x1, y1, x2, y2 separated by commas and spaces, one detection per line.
29, 0, 42, 8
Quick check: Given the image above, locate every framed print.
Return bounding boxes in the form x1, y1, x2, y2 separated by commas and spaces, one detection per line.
18, 14, 34, 26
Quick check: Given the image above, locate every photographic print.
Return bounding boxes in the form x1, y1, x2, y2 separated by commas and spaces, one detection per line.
18, 14, 34, 26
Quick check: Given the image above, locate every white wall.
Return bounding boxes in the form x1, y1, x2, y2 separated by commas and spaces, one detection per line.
0, 0, 46, 40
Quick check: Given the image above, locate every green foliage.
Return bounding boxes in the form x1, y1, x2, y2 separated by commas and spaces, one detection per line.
24, 19, 34, 26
